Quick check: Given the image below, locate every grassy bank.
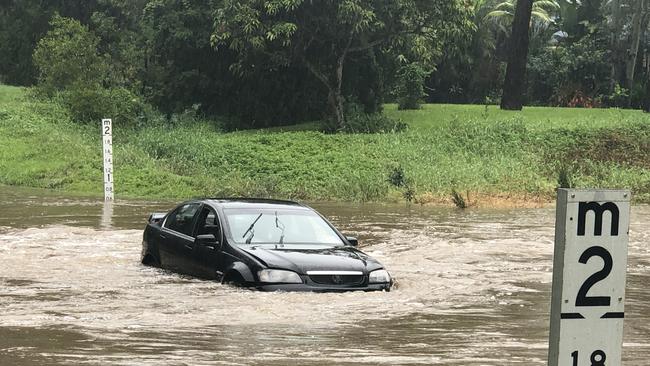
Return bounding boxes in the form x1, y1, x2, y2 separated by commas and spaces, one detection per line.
1, 84, 649, 205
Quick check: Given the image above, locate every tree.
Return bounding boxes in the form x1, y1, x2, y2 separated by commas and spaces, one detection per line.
33, 14, 107, 96
0, 0, 111, 86
428, 0, 506, 104
0, 0, 57, 85
141, 0, 220, 113
33, 14, 144, 125
213, 0, 471, 129
485, 0, 560, 36
500, 0, 534, 110
89, 0, 149, 90
141, 0, 329, 128
625, 0, 649, 91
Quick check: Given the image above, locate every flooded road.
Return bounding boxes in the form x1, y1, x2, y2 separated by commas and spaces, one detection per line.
0, 187, 648, 365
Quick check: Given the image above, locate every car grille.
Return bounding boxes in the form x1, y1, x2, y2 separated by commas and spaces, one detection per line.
309, 274, 364, 286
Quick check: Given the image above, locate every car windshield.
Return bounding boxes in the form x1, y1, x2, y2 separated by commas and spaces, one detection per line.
223, 208, 344, 246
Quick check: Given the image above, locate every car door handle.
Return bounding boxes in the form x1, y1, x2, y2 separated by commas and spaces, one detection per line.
204, 245, 216, 251
160, 234, 167, 240
184, 244, 193, 250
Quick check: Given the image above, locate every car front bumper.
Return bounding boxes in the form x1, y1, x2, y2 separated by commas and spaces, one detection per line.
254, 282, 392, 292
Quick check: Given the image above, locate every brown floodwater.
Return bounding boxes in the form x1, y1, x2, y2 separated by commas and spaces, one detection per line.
0, 186, 648, 365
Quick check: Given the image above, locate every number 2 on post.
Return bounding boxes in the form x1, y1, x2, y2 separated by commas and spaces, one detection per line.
575, 246, 612, 307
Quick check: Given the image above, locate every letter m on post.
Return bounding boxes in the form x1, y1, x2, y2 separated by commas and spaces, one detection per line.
577, 202, 620, 236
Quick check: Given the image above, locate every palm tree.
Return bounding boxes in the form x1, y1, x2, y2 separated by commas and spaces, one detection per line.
500, 0, 535, 110
485, 0, 560, 36
471, 0, 501, 54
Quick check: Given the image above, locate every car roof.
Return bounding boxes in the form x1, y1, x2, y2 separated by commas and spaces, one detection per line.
202, 198, 310, 210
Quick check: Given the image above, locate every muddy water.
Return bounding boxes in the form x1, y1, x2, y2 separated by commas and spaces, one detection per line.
0, 187, 648, 365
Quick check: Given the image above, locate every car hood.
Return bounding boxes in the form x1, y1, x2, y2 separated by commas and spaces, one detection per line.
241, 245, 383, 274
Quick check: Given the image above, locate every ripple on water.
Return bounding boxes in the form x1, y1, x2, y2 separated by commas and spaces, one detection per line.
0, 199, 649, 365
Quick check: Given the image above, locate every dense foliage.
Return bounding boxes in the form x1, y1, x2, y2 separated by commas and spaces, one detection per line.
3, 85, 650, 204
213, 0, 471, 129
431, 0, 650, 109
1, 0, 471, 128
1, 0, 650, 128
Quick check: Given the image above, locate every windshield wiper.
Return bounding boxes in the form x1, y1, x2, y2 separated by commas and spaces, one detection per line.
242, 213, 263, 244
275, 211, 285, 245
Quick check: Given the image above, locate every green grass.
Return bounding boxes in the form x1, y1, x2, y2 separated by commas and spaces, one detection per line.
383, 103, 650, 132
1, 84, 649, 205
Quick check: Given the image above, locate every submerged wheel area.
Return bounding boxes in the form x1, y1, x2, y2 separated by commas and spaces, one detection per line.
222, 271, 246, 287
141, 253, 160, 267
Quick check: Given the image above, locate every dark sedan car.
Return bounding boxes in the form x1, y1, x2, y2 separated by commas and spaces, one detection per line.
141, 199, 392, 291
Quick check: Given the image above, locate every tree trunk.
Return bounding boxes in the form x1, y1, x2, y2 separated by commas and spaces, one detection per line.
643, 76, 650, 112
332, 50, 347, 130
304, 59, 346, 130
500, 0, 534, 110
304, 33, 351, 131
611, 0, 625, 90
641, 41, 650, 113
644, 38, 650, 112
626, 0, 646, 91
327, 89, 345, 130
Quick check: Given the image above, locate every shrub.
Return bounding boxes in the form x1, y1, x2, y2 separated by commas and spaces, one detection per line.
107, 87, 148, 127
64, 84, 146, 126
606, 83, 630, 108
388, 164, 406, 187
630, 80, 647, 109
557, 166, 573, 188
451, 189, 468, 209
527, 46, 571, 104
527, 37, 609, 107
394, 63, 429, 110
554, 88, 602, 108
326, 102, 407, 134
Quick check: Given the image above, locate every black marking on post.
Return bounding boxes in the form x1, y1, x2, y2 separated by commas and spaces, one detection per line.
601, 312, 625, 319
577, 202, 620, 236
575, 246, 613, 307
561, 313, 585, 319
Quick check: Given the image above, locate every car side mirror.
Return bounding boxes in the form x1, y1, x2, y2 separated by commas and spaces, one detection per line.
196, 233, 220, 250
346, 236, 358, 247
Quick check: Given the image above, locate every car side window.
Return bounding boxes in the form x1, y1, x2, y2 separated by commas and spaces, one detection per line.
195, 207, 221, 238
164, 203, 200, 236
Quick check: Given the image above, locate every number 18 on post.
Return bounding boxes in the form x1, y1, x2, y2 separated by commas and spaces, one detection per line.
549, 189, 631, 366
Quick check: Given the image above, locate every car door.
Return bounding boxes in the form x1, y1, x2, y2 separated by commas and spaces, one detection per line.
160, 202, 201, 274
191, 206, 225, 280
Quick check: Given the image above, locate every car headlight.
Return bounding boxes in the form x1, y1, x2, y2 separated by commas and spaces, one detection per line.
258, 269, 303, 284
369, 269, 391, 283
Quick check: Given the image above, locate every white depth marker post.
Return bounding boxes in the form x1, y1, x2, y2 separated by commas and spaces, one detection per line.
549, 189, 631, 366
102, 119, 114, 201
